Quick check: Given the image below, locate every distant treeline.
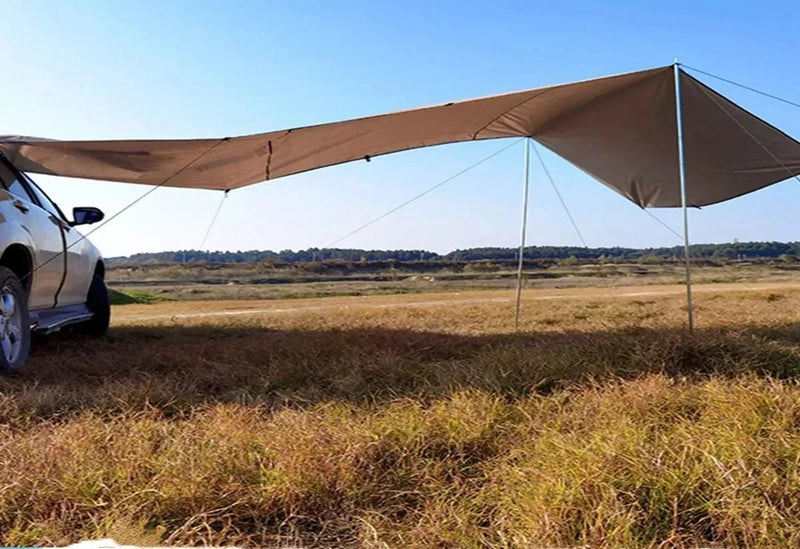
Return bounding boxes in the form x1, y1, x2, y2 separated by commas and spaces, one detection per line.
108, 241, 800, 264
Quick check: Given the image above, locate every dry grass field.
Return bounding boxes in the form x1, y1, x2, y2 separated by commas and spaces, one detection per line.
107, 260, 800, 302
2, 280, 800, 546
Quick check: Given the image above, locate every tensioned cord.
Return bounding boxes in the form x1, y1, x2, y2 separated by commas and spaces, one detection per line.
533, 139, 684, 243
681, 62, 800, 186
681, 64, 800, 112
641, 208, 683, 240
199, 189, 230, 251
22, 138, 228, 282
695, 83, 800, 188
321, 135, 685, 251
322, 138, 524, 249
530, 141, 588, 247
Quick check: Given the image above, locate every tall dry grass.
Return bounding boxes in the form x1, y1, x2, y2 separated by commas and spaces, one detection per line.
0, 286, 799, 546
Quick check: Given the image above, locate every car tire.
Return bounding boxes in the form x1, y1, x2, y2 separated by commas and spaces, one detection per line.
0, 267, 31, 371
78, 275, 110, 337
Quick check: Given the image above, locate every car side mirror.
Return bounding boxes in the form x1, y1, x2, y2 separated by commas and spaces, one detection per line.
72, 207, 105, 226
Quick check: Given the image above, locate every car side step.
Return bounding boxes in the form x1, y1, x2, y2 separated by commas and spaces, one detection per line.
30, 304, 94, 334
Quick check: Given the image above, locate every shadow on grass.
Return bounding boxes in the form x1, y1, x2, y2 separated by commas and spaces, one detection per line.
6, 321, 800, 418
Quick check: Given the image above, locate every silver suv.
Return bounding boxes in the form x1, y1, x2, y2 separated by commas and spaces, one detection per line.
0, 152, 108, 370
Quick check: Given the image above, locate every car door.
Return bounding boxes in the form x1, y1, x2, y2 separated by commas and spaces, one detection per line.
56, 223, 94, 306
22, 175, 94, 306
0, 159, 66, 310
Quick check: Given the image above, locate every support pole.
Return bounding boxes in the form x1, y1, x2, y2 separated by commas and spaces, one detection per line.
674, 62, 695, 331
514, 138, 531, 329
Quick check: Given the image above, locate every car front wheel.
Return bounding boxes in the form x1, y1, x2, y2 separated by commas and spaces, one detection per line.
0, 267, 31, 371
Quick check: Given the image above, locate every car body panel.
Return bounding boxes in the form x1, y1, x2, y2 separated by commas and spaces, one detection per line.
0, 153, 104, 321
59, 226, 100, 306
0, 187, 64, 310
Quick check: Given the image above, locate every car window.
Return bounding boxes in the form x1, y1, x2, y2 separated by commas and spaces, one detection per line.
0, 160, 34, 202
23, 174, 67, 222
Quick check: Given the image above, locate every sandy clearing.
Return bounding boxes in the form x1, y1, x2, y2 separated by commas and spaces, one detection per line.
110, 280, 800, 325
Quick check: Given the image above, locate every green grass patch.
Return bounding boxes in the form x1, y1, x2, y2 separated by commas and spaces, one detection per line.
109, 289, 169, 305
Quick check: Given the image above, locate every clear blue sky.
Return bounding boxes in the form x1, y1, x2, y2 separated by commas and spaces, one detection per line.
3, 0, 799, 257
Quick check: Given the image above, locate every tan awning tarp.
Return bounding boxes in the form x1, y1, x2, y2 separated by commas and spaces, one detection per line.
1, 66, 798, 207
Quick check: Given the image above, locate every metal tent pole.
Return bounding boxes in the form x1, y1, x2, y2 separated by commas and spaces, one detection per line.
514, 138, 531, 329
674, 62, 695, 331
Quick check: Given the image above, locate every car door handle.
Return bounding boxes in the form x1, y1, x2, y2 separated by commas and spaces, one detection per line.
12, 200, 29, 213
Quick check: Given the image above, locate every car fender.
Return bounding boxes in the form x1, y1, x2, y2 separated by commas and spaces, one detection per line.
0, 196, 37, 270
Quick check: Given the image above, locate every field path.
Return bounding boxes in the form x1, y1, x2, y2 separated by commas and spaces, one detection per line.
111, 280, 800, 325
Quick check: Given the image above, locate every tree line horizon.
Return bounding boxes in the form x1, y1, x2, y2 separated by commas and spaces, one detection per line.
108, 241, 800, 265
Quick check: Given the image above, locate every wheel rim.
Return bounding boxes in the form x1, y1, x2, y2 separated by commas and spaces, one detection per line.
0, 285, 22, 365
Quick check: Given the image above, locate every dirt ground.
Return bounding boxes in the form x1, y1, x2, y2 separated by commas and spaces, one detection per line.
111, 280, 800, 325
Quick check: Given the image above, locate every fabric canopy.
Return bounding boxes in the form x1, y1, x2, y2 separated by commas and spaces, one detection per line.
1, 66, 799, 207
